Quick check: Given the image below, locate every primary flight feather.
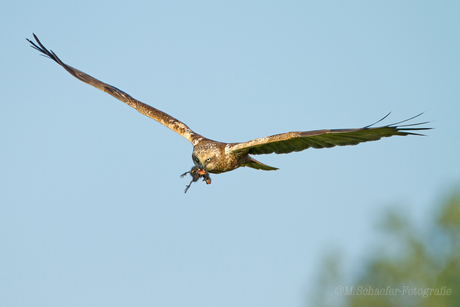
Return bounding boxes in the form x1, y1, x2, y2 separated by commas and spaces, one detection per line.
27, 34, 431, 192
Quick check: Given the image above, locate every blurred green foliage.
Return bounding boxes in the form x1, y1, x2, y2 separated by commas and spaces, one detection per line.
312, 189, 460, 307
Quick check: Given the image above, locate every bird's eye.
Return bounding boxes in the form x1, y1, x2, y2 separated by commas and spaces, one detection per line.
194, 157, 199, 162
206, 157, 212, 162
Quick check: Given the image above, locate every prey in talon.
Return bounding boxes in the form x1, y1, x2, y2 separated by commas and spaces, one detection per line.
180, 166, 212, 193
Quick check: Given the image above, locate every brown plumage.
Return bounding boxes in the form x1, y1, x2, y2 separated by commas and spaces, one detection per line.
27, 34, 431, 192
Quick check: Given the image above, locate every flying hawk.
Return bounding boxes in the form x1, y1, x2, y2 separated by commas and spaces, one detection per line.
27, 34, 430, 192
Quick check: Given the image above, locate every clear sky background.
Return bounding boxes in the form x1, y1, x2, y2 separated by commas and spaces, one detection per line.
1, 1, 459, 306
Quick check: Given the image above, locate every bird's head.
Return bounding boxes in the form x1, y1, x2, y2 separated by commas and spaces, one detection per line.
192, 152, 218, 172
192, 145, 219, 172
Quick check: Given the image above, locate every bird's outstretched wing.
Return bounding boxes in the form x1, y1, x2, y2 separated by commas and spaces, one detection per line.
27, 34, 204, 145
229, 113, 431, 156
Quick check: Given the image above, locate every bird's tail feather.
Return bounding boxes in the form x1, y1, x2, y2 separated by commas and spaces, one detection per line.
242, 156, 278, 171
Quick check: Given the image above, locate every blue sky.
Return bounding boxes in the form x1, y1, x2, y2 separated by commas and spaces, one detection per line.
1, 1, 459, 306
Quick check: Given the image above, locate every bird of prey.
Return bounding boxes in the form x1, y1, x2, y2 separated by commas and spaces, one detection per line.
27, 34, 430, 192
